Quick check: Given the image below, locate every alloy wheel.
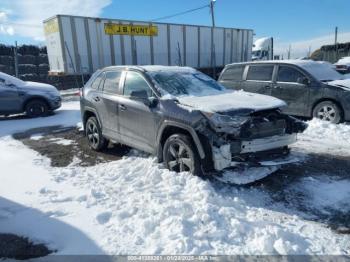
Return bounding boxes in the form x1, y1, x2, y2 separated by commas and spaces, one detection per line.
167, 142, 193, 172
317, 105, 337, 122
87, 121, 100, 148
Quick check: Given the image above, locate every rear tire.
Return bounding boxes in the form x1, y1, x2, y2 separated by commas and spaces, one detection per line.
25, 99, 48, 118
85, 116, 108, 151
313, 101, 342, 124
163, 134, 202, 175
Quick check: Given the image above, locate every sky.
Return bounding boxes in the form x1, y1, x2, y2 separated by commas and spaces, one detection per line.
0, 0, 350, 58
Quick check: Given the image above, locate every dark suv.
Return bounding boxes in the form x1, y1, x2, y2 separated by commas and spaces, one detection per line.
218, 60, 350, 124
80, 66, 306, 178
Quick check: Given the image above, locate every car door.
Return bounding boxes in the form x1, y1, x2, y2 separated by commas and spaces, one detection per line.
271, 65, 310, 116
118, 71, 158, 153
0, 78, 22, 113
219, 65, 245, 90
242, 64, 275, 95
98, 70, 123, 140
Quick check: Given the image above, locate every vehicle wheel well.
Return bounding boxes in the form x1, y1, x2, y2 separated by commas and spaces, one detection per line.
83, 110, 96, 128
158, 126, 214, 173
312, 98, 344, 120
158, 126, 196, 162
23, 97, 50, 111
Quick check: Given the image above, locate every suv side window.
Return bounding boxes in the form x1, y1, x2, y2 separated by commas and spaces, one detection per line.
103, 71, 122, 94
246, 65, 274, 81
123, 71, 152, 97
221, 66, 245, 81
91, 73, 104, 90
277, 66, 305, 83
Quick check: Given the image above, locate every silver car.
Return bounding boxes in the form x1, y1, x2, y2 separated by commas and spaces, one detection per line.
0, 72, 61, 117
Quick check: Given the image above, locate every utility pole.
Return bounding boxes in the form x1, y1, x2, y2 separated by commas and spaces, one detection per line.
287, 45, 291, 59
14, 41, 18, 78
210, 0, 216, 78
334, 26, 338, 62
210, 0, 216, 27
308, 46, 311, 58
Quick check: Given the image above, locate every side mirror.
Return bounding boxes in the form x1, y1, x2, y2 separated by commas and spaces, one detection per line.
130, 90, 158, 107
147, 97, 158, 108
297, 77, 310, 86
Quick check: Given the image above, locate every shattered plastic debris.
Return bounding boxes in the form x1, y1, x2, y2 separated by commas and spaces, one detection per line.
214, 166, 279, 185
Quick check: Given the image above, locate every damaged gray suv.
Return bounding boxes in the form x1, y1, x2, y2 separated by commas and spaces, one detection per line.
80, 66, 306, 179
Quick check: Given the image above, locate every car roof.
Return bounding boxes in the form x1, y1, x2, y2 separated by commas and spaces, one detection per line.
225, 59, 321, 67
102, 65, 196, 73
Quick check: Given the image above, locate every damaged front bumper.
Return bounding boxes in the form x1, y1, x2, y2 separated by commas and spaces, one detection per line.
212, 134, 298, 171
240, 134, 296, 153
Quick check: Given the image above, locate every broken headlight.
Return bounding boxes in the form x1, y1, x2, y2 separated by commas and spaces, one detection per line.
203, 112, 250, 128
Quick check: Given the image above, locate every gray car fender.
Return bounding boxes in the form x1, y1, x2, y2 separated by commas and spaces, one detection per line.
157, 120, 206, 160
83, 106, 103, 129
22, 95, 50, 110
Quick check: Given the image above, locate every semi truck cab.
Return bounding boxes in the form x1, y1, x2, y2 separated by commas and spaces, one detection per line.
252, 37, 274, 61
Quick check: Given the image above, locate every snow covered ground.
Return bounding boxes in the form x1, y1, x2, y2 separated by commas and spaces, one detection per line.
0, 101, 80, 137
0, 101, 349, 255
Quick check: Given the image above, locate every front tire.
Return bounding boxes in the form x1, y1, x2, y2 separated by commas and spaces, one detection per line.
25, 99, 48, 118
163, 134, 201, 175
313, 101, 342, 124
85, 116, 108, 151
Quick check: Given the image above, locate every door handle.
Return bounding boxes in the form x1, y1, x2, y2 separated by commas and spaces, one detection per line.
264, 85, 271, 89
273, 86, 281, 89
93, 96, 100, 102
119, 104, 127, 111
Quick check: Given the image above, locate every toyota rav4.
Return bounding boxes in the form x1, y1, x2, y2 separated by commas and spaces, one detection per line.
80, 66, 307, 180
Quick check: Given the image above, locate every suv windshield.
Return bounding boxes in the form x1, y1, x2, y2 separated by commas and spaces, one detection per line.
299, 62, 344, 81
149, 71, 225, 97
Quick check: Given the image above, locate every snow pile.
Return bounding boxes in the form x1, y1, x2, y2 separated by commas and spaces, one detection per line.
0, 138, 349, 255
30, 134, 45, 140
0, 101, 350, 255
143, 65, 197, 73
0, 101, 81, 137
48, 138, 75, 146
293, 119, 350, 156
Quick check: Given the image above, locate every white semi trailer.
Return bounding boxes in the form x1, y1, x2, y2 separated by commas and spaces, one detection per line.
43, 15, 253, 75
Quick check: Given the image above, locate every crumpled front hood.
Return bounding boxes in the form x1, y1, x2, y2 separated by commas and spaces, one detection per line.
176, 90, 287, 114
327, 79, 350, 91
